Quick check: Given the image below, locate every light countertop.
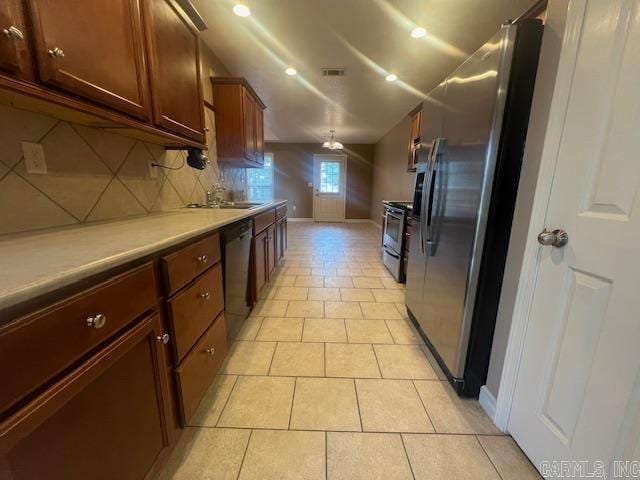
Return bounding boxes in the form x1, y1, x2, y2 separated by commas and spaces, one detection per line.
0, 200, 287, 314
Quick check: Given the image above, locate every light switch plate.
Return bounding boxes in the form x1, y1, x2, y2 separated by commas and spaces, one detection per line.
307, 182, 313, 187
22, 142, 47, 174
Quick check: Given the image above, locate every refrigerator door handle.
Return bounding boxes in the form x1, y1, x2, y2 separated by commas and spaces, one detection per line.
420, 140, 437, 254
426, 138, 446, 256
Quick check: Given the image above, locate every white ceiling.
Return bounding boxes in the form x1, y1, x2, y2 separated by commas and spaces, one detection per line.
193, 0, 535, 144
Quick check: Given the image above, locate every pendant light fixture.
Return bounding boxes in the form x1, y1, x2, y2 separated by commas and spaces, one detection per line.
322, 130, 344, 150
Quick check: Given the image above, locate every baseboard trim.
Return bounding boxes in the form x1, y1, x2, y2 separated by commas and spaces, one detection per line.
479, 385, 498, 426
287, 218, 313, 222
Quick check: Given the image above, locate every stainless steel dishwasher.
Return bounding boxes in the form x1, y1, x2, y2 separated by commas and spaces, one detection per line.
220, 219, 252, 340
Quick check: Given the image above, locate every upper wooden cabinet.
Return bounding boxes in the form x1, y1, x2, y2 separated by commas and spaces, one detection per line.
211, 77, 266, 168
27, 0, 151, 120
0, 0, 32, 79
144, 0, 205, 142
407, 107, 422, 172
0, 0, 206, 148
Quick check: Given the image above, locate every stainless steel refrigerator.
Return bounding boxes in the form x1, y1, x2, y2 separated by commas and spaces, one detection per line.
405, 19, 543, 397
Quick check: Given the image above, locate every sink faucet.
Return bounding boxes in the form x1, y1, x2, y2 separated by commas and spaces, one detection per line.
206, 183, 227, 206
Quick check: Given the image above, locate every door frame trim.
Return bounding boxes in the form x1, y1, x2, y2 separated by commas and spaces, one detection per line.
312, 154, 347, 222
494, 0, 586, 432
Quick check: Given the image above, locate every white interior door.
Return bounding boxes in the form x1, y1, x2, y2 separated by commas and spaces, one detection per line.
509, 0, 640, 476
313, 154, 346, 222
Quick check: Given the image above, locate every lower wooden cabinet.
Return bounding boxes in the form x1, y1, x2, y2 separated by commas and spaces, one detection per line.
0, 314, 173, 480
174, 313, 227, 423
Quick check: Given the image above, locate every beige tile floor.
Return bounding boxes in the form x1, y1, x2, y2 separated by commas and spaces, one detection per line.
159, 222, 541, 480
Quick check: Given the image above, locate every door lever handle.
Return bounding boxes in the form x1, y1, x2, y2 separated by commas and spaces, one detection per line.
537, 228, 568, 248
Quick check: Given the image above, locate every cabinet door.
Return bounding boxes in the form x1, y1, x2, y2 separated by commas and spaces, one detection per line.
242, 89, 256, 161
145, 0, 204, 141
26, 0, 150, 119
254, 104, 264, 165
0, 315, 173, 480
251, 230, 267, 301
275, 219, 283, 263
0, 0, 32, 78
267, 224, 276, 278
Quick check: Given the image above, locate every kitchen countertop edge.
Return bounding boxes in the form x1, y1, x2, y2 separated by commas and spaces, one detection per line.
0, 200, 287, 315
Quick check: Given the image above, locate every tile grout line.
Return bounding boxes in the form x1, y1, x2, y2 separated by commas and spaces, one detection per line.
411, 379, 437, 433
287, 377, 297, 429
352, 378, 364, 432
195, 423, 506, 436
370, 343, 384, 379
324, 430, 328, 480
235, 429, 253, 480
475, 434, 505, 480
399, 433, 417, 480
214, 375, 240, 428
266, 342, 279, 375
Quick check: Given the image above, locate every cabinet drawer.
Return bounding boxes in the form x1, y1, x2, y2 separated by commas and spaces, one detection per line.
253, 209, 276, 235
162, 233, 221, 295
0, 263, 156, 414
276, 204, 287, 220
168, 263, 224, 362
175, 313, 227, 423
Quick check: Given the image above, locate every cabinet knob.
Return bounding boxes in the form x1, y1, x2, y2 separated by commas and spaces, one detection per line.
197, 254, 208, 264
156, 333, 170, 345
86, 313, 107, 329
204, 127, 210, 132
200, 291, 211, 300
48, 47, 65, 58
2, 26, 24, 40
205, 347, 215, 355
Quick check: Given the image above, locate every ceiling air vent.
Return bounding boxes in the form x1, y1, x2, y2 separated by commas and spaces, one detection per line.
322, 68, 346, 77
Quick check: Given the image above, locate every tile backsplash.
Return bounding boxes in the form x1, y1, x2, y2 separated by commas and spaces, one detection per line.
0, 104, 245, 236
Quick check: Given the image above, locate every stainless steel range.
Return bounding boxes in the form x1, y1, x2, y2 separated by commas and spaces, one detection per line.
382, 201, 412, 282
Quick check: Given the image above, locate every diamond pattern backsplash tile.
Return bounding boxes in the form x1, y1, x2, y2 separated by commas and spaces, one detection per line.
0, 104, 244, 236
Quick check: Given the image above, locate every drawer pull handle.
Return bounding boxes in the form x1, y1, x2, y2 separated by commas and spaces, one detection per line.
205, 347, 215, 355
200, 292, 211, 300
86, 313, 107, 329
156, 333, 170, 345
48, 47, 65, 58
3, 26, 24, 40
197, 254, 208, 264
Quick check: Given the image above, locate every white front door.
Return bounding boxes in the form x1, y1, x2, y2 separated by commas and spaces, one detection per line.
509, 0, 640, 476
313, 154, 346, 222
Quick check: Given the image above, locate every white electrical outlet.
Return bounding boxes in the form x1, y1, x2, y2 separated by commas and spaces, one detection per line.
22, 142, 47, 174
292, 205, 297, 211
148, 159, 158, 179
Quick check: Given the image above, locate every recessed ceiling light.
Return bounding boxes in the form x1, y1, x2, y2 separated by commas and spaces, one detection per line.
285, 67, 297, 76
411, 27, 427, 38
233, 4, 251, 17
385, 73, 398, 82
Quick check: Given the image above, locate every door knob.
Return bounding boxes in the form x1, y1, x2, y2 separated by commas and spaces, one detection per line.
3, 26, 24, 40
537, 228, 568, 248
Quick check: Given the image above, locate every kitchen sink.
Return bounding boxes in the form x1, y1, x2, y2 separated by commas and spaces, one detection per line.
185, 202, 265, 210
